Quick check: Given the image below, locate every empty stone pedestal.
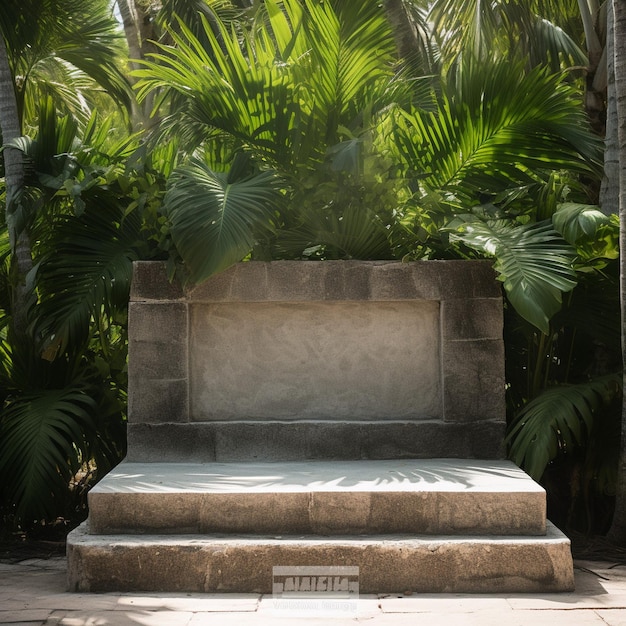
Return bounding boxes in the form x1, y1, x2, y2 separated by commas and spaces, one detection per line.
67, 261, 574, 593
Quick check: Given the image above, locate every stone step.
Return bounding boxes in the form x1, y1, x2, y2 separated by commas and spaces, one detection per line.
87, 459, 546, 536
67, 521, 573, 593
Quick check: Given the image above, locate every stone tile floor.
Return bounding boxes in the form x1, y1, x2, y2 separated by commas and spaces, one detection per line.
2, 557, 626, 625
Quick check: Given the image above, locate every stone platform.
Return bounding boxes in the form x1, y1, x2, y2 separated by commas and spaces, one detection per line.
67, 260, 574, 594
67, 459, 574, 593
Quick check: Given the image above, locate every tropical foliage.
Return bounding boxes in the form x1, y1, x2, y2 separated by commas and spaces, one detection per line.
0, 0, 622, 535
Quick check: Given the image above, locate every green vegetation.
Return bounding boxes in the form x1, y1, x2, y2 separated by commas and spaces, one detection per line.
0, 0, 622, 537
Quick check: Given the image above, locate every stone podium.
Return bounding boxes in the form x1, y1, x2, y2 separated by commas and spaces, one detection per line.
67, 260, 574, 593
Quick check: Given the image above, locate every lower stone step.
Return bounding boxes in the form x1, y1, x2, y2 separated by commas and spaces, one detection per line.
67, 521, 574, 593
87, 459, 546, 535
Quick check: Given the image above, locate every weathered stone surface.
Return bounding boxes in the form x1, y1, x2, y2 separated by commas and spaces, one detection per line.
128, 301, 189, 424
183, 260, 501, 303
126, 260, 506, 454
130, 261, 184, 301
87, 460, 546, 537
441, 298, 503, 341
67, 522, 574, 594
128, 380, 189, 425
190, 301, 441, 422
125, 421, 506, 462
442, 339, 506, 423
70, 260, 573, 597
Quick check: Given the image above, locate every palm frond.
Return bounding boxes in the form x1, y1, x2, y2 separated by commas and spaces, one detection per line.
2, 0, 132, 125
35, 196, 141, 354
506, 374, 622, 480
0, 384, 97, 521
390, 57, 602, 208
448, 216, 577, 333
274, 202, 393, 261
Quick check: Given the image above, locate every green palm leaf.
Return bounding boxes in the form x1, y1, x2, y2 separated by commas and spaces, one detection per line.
35, 198, 141, 354
0, 0, 132, 126
135, 0, 401, 171
429, 0, 586, 70
274, 203, 393, 261
0, 385, 97, 521
448, 216, 577, 333
164, 156, 283, 283
506, 374, 622, 480
391, 58, 602, 204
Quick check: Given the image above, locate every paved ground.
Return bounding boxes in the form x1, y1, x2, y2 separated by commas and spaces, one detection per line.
3, 557, 626, 625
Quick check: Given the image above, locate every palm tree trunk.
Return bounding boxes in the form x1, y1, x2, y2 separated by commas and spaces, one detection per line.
116, 0, 159, 128
0, 32, 23, 237
383, 0, 419, 66
601, 1, 619, 214
607, 0, 626, 544
0, 30, 32, 335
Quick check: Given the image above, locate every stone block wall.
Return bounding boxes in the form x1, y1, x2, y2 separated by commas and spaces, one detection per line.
127, 260, 505, 461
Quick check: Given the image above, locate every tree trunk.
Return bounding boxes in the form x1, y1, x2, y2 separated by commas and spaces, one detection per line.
601, 1, 619, 214
0, 30, 32, 336
0, 32, 23, 239
383, 0, 420, 70
116, 0, 160, 128
606, 0, 626, 545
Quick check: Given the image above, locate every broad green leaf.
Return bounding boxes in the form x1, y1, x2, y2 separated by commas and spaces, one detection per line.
164, 157, 283, 283
449, 216, 577, 333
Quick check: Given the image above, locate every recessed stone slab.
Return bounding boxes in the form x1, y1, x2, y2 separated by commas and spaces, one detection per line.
66, 521, 573, 594
87, 460, 545, 536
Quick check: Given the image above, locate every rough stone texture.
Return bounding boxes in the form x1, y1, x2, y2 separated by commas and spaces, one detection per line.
125, 421, 506, 462
128, 301, 188, 424
68, 260, 575, 596
127, 260, 506, 458
130, 261, 184, 301
66, 522, 574, 594
442, 339, 506, 423
87, 460, 546, 537
190, 301, 441, 421
180, 260, 503, 303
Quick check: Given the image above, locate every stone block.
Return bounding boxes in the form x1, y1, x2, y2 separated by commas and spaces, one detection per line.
87, 458, 546, 536
67, 522, 574, 593
184, 260, 501, 303
127, 379, 189, 424
130, 261, 184, 301
126, 424, 216, 461
128, 301, 187, 343
189, 301, 441, 422
125, 421, 506, 462
442, 298, 503, 340
442, 339, 506, 422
